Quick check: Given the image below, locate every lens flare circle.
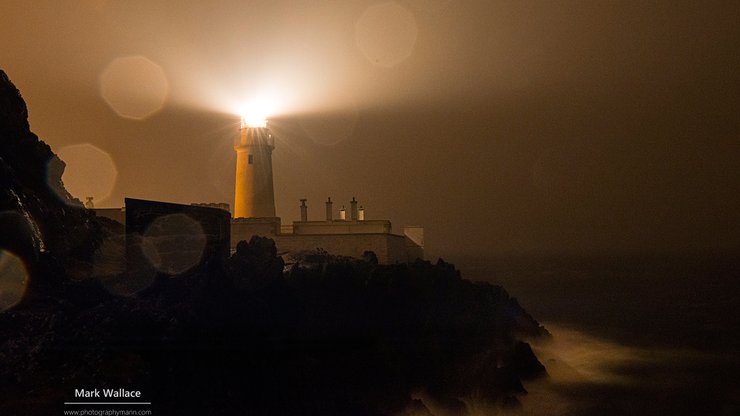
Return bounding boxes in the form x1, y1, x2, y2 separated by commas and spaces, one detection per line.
100, 55, 169, 120
355, 2, 419, 68
142, 214, 206, 276
54, 143, 118, 206
406, 0, 452, 13
92, 236, 127, 295
0, 250, 29, 311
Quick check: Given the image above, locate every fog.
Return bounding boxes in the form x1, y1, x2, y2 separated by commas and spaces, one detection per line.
2, 2, 739, 413
2, 1, 740, 257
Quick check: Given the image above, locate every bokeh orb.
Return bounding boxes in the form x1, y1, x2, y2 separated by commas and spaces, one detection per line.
92, 236, 127, 292
54, 143, 117, 206
0, 250, 29, 312
355, 2, 419, 68
142, 214, 206, 276
100, 55, 169, 120
406, 0, 451, 13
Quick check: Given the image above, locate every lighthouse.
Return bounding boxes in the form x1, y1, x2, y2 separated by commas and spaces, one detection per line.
233, 116, 276, 218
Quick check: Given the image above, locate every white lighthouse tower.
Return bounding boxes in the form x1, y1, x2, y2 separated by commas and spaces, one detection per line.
233, 117, 276, 218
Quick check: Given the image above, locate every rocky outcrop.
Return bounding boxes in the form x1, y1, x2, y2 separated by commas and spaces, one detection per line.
0, 69, 100, 297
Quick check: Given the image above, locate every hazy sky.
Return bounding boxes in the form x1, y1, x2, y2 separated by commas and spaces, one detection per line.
2, 0, 739, 259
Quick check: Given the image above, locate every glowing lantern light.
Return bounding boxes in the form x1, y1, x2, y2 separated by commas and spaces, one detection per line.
236, 96, 276, 128
240, 114, 267, 129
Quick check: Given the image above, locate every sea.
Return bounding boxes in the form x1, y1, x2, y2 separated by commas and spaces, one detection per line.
454, 253, 740, 415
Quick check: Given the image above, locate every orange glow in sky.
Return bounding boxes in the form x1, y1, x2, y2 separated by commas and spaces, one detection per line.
3, 1, 740, 255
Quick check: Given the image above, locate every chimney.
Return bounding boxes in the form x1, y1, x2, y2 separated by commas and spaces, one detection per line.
339, 205, 346, 220
299, 199, 308, 222
325, 197, 333, 221
358, 205, 365, 221
350, 197, 358, 221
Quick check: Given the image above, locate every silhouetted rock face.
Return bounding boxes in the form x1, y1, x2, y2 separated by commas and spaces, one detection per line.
0, 70, 548, 415
1, 246, 549, 415
0, 69, 99, 294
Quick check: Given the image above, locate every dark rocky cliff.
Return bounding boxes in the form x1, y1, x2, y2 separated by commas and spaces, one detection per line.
0, 69, 99, 296
0, 69, 548, 416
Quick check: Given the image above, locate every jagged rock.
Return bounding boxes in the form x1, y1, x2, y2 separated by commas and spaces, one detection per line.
0, 69, 100, 299
513, 340, 548, 379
